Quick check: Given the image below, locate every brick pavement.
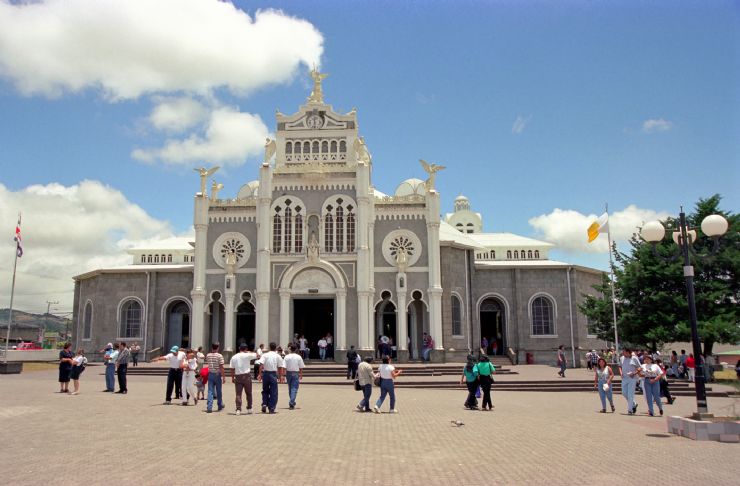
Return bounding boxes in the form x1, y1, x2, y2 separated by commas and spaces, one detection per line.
0, 368, 738, 485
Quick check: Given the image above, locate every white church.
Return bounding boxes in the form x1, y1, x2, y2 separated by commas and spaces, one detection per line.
73, 71, 605, 363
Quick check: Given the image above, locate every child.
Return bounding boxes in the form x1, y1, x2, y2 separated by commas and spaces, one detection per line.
70, 349, 88, 395
195, 372, 206, 400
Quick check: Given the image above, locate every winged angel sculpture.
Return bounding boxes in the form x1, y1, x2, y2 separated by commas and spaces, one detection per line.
419, 159, 446, 191
194, 166, 220, 195
264, 138, 277, 165
353, 137, 372, 165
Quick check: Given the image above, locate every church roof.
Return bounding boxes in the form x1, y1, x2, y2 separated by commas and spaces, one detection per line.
439, 221, 484, 250
474, 260, 603, 274
74, 264, 193, 281
124, 237, 194, 252
467, 232, 554, 248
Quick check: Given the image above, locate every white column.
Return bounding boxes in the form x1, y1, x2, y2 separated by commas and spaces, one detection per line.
357, 291, 371, 350
356, 161, 372, 351
396, 273, 408, 351
223, 275, 236, 352
336, 289, 347, 351
426, 189, 444, 350
255, 162, 272, 346
190, 192, 209, 349
279, 290, 290, 347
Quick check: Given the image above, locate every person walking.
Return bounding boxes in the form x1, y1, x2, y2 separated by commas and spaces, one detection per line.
619, 347, 641, 415
346, 345, 359, 380
356, 356, 374, 412
153, 346, 185, 405
477, 354, 495, 410
180, 349, 198, 406
639, 355, 664, 416
102, 343, 116, 392
460, 355, 479, 410
686, 353, 696, 382
257, 342, 285, 414
58, 343, 74, 393
557, 345, 567, 378
205, 343, 225, 413
593, 358, 615, 413
115, 342, 130, 394
283, 345, 305, 410
69, 349, 88, 395
655, 358, 675, 405
230, 343, 257, 415
373, 355, 402, 414
130, 342, 141, 367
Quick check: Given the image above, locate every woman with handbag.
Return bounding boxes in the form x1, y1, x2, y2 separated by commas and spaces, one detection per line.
593, 357, 615, 413
460, 355, 479, 410
355, 356, 375, 412
477, 354, 495, 410
373, 356, 402, 414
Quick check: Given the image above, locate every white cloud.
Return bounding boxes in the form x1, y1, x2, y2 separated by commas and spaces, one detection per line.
0, 181, 189, 313
511, 115, 531, 135
148, 97, 209, 133
528, 205, 672, 253
641, 118, 673, 134
132, 106, 269, 165
0, 1, 323, 100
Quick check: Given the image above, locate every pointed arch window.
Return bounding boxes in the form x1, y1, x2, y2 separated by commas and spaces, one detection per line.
284, 206, 292, 252
295, 211, 304, 253
324, 211, 334, 252
273, 210, 282, 253
346, 211, 355, 252
335, 205, 344, 252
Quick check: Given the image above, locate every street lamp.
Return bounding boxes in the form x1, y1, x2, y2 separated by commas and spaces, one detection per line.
640, 208, 728, 419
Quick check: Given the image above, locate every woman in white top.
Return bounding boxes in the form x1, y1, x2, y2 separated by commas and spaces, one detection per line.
593, 358, 615, 413
373, 356, 402, 414
638, 354, 664, 416
69, 349, 88, 395
180, 349, 199, 406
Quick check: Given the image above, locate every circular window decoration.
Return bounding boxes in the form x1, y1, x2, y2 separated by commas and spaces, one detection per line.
382, 229, 422, 267
212, 232, 250, 269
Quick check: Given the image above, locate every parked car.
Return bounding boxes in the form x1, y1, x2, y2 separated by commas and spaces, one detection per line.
16, 342, 42, 350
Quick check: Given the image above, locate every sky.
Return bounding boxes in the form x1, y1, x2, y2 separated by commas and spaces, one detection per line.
0, 0, 738, 314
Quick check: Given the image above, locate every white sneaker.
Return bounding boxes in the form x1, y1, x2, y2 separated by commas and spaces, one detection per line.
390, 409, 399, 414
246, 409, 253, 415
373, 405, 380, 414
235, 410, 241, 416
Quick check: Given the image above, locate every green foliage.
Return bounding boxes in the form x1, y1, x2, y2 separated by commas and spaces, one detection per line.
579, 195, 739, 353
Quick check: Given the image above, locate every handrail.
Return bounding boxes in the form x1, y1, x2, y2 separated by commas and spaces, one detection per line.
506, 347, 517, 365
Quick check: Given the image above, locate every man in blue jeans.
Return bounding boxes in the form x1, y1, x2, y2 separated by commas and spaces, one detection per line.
205, 343, 225, 413
356, 356, 375, 412
619, 347, 641, 415
103, 343, 117, 392
257, 342, 285, 414
282, 345, 305, 410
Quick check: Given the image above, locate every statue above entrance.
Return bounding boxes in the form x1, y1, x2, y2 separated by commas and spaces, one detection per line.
307, 232, 320, 263
307, 67, 329, 104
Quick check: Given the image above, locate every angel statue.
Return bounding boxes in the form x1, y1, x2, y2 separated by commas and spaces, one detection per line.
210, 181, 224, 201
307, 68, 329, 103
353, 136, 372, 165
264, 138, 277, 165
419, 159, 446, 191
395, 246, 408, 273
194, 166, 220, 195
307, 232, 320, 262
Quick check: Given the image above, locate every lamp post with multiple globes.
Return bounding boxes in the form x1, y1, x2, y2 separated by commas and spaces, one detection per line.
640, 209, 728, 419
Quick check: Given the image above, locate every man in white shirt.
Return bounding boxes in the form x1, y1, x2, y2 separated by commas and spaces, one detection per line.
257, 342, 285, 414
619, 347, 642, 415
317, 337, 328, 360
230, 343, 258, 415
254, 343, 264, 381
283, 345, 305, 410
153, 345, 186, 404
298, 335, 308, 359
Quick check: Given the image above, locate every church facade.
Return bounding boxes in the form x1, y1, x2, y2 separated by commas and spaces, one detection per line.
72, 72, 606, 364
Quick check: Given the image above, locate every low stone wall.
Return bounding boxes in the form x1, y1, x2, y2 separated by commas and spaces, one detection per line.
2, 350, 59, 362
667, 415, 740, 442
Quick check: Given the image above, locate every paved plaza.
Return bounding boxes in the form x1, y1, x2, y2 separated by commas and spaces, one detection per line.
1, 367, 738, 485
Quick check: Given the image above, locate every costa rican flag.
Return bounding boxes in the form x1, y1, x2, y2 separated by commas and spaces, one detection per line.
14, 214, 22, 257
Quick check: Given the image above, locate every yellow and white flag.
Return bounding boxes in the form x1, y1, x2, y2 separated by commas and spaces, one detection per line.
587, 212, 609, 243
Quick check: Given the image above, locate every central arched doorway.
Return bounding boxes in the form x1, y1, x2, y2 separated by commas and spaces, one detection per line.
165, 300, 190, 350
374, 291, 397, 358
236, 293, 255, 349
207, 291, 225, 348
407, 290, 428, 360
293, 298, 334, 359
480, 297, 506, 355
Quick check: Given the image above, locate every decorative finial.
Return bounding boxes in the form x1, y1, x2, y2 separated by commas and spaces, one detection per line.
210, 181, 224, 201
419, 159, 446, 191
307, 67, 329, 103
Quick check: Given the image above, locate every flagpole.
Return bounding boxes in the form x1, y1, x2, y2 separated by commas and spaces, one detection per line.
4, 212, 20, 363
605, 203, 620, 352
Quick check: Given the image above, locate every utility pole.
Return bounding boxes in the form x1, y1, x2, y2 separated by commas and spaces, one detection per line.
44, 300, 58, 349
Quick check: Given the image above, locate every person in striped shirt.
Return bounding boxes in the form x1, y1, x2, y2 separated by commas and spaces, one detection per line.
205, 343, 225, 413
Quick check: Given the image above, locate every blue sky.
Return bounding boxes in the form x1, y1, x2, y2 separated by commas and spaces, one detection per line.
0, 0, 738, 312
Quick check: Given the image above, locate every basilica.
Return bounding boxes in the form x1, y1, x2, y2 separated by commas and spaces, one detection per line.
73, 71, 606, 364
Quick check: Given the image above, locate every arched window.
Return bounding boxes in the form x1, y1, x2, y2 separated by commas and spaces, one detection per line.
514, 250, 519, 259
154, 255, 159, 263
534, 250, 540, 259
147, 254, 152, 263
321, 140, 328, 153
119, 299, 142, 338
140, 255, 145, 263
295, 212, 303, 253
324, 212, 334, 252
286, 142, 293, 154
521, 249, 526, 259
284, 206, 292, 252
527, 250, 533, 259
294, 142, 301, 154
303, 141, 310, 154
506, 250, 511, 259
330, 140, 337, 153
335, 205, 344, 252
167, 254, 172, 263
346, 212, 355, 252
312, 141, 319, 153
339, 140, 346, 152
466, 223, 474, 234
273, 212, 282, 253
531, 296, 554, 335
83, 302, 93, 340
491, 250, 496, 259
451, 295, 462, 335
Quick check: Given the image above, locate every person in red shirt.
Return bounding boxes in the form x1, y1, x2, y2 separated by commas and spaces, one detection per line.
685, 353, 696, 382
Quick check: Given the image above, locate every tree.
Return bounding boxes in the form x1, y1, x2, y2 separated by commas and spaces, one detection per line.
580, 195, 739, 354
